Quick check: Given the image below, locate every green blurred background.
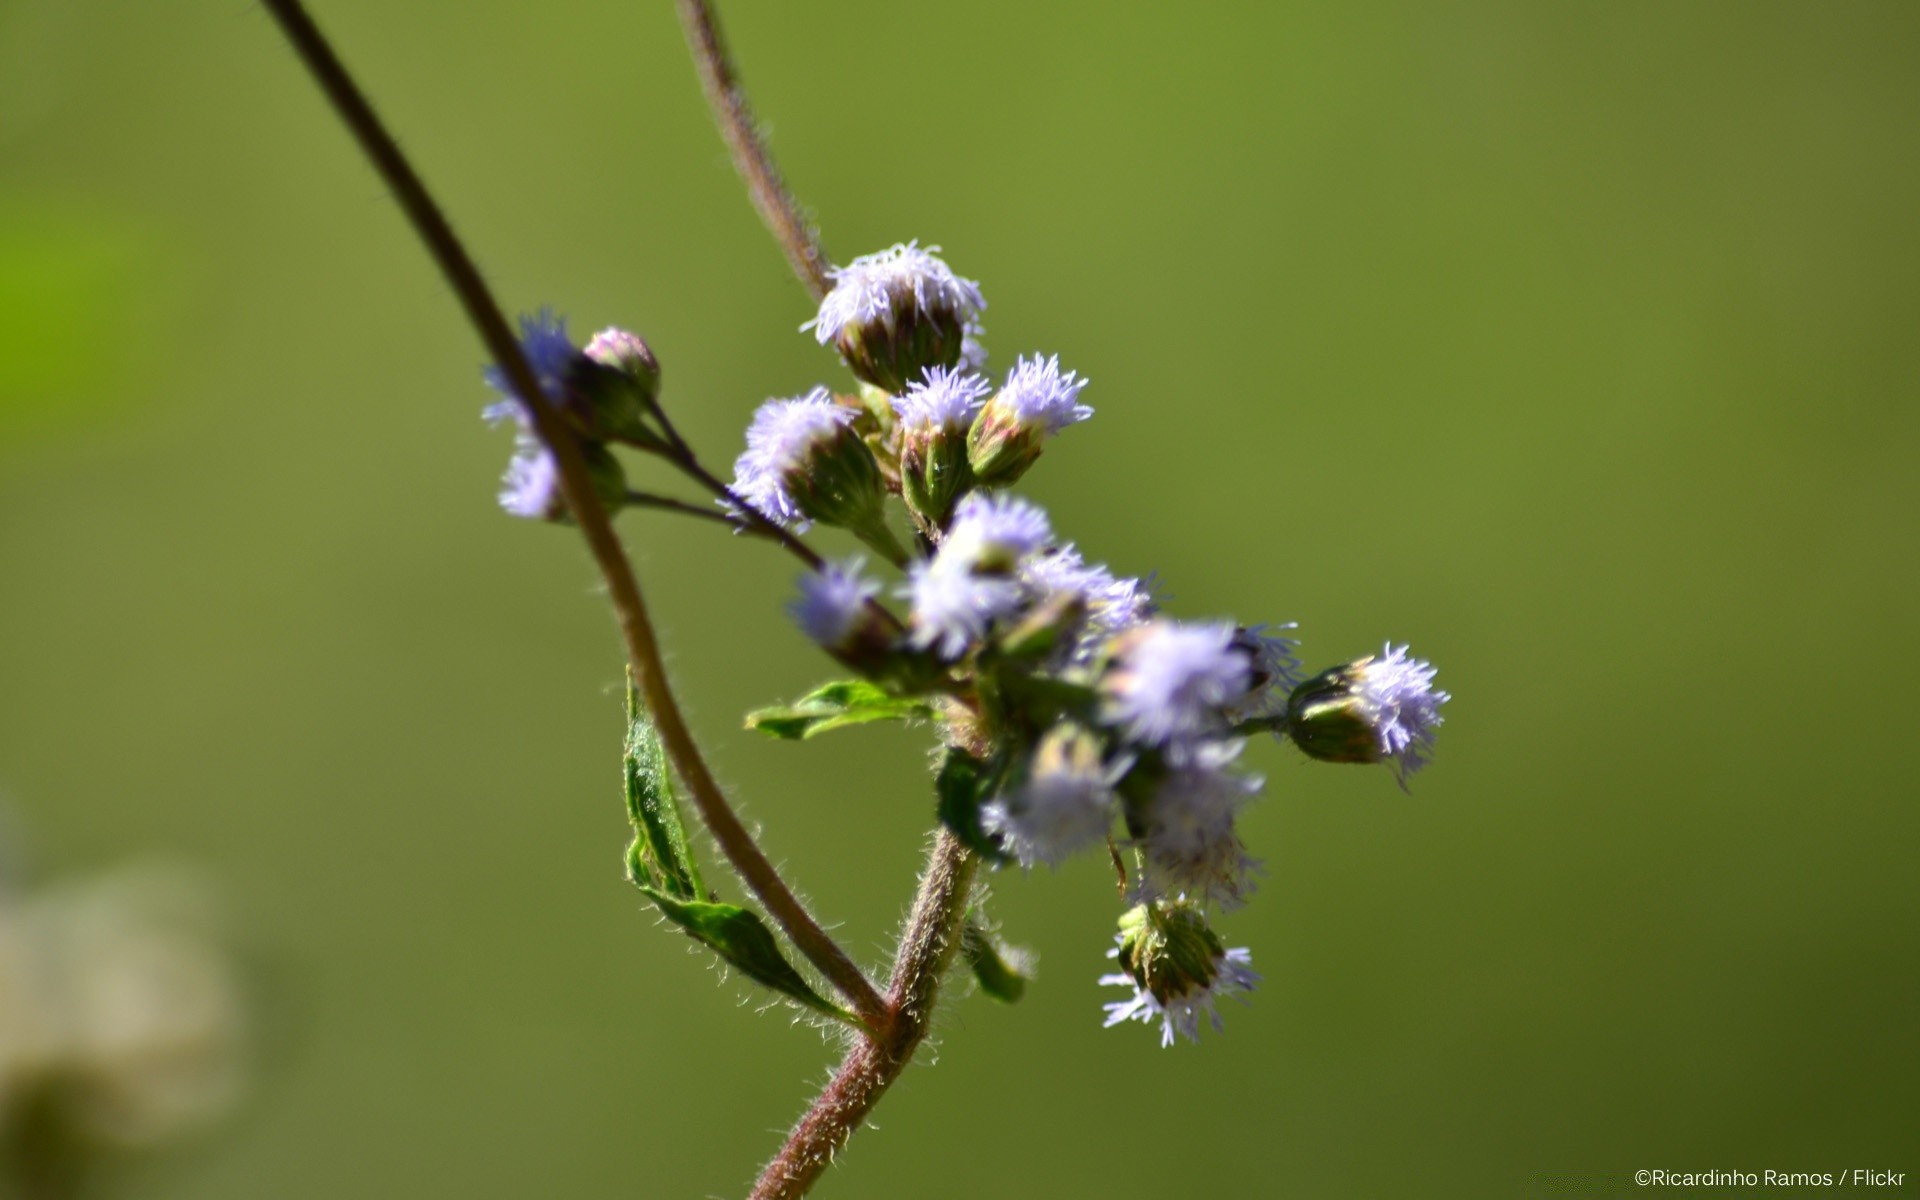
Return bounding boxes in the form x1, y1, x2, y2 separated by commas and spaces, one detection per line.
3, 1, 1917, 1196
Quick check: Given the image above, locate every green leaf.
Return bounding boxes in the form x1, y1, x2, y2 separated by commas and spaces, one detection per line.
934, 746, 1011, 864
962, 920, 1029, 1004
745, 679, 935, 740
636, 886, 855, 1024
624, 681, 703, 900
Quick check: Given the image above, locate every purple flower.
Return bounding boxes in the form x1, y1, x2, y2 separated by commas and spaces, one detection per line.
1355, 643, 1449, 779
1134, 741, 1263, 909
993, 354, 1092, 434
1101, 901, 1260, 1046
1102, 620, 1253, 746
940, 491, 1054, 573
482, 309, 578, 424
893, 366, 991, 434
1223, 624, 1305, 723
498, 433, 561, 520
1021, 545, 1156, 659
729, 388, 856, 529
804, 242, 985, 347
788, 559, 881, 651
903, 558, 1022, 659
980, 729, 1121, 868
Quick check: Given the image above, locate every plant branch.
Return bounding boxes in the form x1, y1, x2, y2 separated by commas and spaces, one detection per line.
675, 0, 833, 301
262, 0, 887, 1031
749, 831, 978, 1200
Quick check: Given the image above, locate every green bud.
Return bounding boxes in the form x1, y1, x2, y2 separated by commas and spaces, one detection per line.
966, 398, 1045, 486
1114, 900, 1230, 1009
899, 424, 975, 528
1284, 662, 1386, 765
834, 301, 967, 396
785, 425, 908, 564
539, 327, 660, 447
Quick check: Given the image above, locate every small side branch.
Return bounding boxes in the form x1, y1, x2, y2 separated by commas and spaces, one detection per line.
676, 0, 833, 302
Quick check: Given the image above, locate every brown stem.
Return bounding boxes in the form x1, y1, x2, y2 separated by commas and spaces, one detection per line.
261, 0, 887, 1032
749, 831, 978, 1200
675, 0, 833, 302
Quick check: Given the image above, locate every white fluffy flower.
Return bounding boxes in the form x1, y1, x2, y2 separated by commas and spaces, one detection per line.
1102, 620, 1253, 746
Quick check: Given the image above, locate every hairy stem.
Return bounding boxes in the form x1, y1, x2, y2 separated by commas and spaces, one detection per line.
676, 0, 833, 301
262, 0, 887, 1031
749, 831, 978, 1200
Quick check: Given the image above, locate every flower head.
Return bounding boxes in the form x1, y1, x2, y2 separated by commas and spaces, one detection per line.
968, 355, 1092, 485
1101, 620, 1253, 746
804, 242, 986, 393
729, 388, 885, 533
1223, 623, 1305, 723
893, 366, 992, 434
498, 433, 561, 520
1286, 643, 1449, 783
940, 490, 1054, 575
903, 558, 1023, 660
981, 726, 1120, 868
495, 432, 627, 523
1133, 741, 1263, 909
1101, 900, 1259, 1047
789, 558, 881, 651
482, 309, 579, 424
1022, 545, 1155, 659
893, 366, 992, 524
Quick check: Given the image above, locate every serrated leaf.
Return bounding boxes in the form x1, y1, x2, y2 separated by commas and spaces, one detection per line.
934, 746, 1011, 864
962, 921, 1028, 1004
745, 678, 935, 740
624, 680, 703, 900
636, 886, 855, 1023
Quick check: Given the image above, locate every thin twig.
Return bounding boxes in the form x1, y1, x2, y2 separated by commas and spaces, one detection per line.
625, 488, 745, 528
261, 0, 887, 1032
749, 832, 978, 1200
675, 0, 833, 301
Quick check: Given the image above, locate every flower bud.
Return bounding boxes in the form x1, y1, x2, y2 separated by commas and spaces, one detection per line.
980, 724, 1118, 867
499, 434, 628, 524
731, 389, 905, 562
893, 367, 990, 527
1102, 899, 1259, 1046
967, 355, 1091, 485
804, 243, 985, 394
1285, 643, 1448, 782
572, 326, 664, 444
788, 559, 903, 680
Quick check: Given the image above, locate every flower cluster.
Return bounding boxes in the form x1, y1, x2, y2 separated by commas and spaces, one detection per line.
759, 244, 1448, 1044
479, 243, 1448, 1048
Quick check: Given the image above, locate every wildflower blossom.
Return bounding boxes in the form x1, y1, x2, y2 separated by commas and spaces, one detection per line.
1223, 624, 1305, 723
499, 433, 561, 520
729, 388, 887, 537
969, 355, 1092, 484
1134, 741, 1263, 909
1022, 545, 1155, 657
482, 308, 578, 424
1286, 643, 1449, 782
788, 559, 881, 652
1101, 620, 1252, 746
894, 367, 992, 523
981, 727, 1120, 867
804, 242, 986, 393
904, 558, 1022, 659
893, 366, 992, 435
939, 490, 1053, 574
1101, 901, 1259, 1047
